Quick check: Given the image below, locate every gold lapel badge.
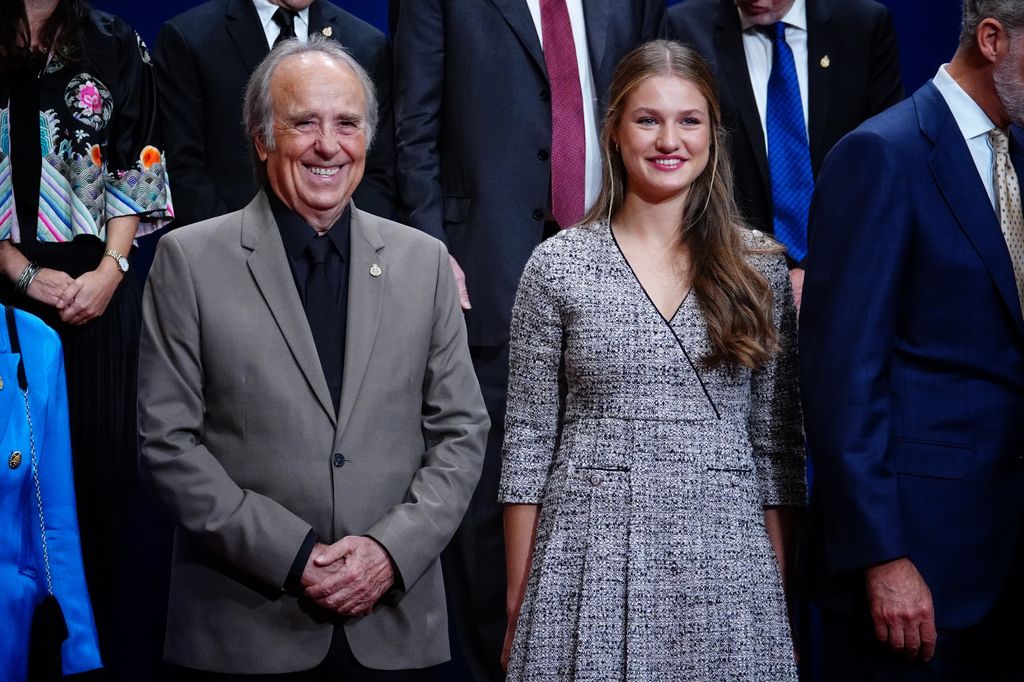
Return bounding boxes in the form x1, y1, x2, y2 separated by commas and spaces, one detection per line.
322, 26, 333, 38
9, 450, 21, 470
820, 55, 831, 69
370, 264, 382, 277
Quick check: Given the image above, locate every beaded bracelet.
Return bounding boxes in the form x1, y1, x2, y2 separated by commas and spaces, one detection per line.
14, 261, 41, 297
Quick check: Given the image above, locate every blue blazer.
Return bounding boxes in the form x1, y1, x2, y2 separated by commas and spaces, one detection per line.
800, 82, 1024, 628
0, 309, 101, 679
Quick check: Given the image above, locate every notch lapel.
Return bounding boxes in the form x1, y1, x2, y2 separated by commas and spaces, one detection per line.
307, 1, 334, 42
806, 0, 834, 171
488, 0, 546, 79
713, 0, 770, 198
242, 194, 337, 425
226, 0, 270, 74
336, 207, 385, 437
920, 86, 1024, 338
582, 0, 609, 87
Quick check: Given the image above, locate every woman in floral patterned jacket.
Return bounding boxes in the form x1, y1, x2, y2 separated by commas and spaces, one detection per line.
0, 0, 172, 665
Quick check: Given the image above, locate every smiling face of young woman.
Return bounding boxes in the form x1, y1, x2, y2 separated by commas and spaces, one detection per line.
612, 74, 712, 207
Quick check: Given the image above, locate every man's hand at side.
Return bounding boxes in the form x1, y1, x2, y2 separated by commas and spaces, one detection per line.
865, 557, 937, 662
301, 536, 394, 617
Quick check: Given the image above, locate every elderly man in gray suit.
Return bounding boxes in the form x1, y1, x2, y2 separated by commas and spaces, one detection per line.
138, 36, 488, 680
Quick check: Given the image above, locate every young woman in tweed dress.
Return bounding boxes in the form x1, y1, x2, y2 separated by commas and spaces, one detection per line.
500, 41, 804, 681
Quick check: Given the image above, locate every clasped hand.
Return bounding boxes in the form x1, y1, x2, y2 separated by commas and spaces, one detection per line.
27, 265, 121, 325
300, 536, 394, 618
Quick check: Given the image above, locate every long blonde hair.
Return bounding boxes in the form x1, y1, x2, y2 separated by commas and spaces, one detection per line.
582, 40, 779, 370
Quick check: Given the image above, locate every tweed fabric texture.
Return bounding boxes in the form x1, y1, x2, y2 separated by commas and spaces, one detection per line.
500, 223, 805, 681
990, 128, 1024, 317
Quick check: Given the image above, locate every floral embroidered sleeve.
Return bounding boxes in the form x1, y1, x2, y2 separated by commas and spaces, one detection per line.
102, 26, 172, 235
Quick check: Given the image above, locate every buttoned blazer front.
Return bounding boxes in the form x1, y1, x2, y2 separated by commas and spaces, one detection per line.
800, 83, 1024, 628
0, 310, 100, 680
393, 0, 665, 346
153, 0, 397, 225
668, 0, 904, 254
138, 194, 488, 674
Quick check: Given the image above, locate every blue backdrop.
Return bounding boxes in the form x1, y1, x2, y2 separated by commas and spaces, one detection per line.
95, 0, 962, 96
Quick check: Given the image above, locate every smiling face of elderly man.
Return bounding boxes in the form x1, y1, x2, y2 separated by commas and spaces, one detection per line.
254, 52, 368, 232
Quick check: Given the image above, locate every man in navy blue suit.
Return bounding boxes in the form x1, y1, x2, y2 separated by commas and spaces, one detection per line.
800, 1, 1024, 678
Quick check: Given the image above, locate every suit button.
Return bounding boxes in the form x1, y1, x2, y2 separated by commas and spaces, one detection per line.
1016, 454, 1024, 470
333, 453, 346, 468
537, 149, 549, 161
532, 209, 544, 221
540, 89, 550, 102
589, 473, 603, 486
8, 451, 21, 469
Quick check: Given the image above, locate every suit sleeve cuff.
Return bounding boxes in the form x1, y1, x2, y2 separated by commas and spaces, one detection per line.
284, 529, 319, 592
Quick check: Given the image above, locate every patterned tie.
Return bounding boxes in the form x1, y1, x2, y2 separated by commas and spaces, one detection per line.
272, 8, 297, 46
541, 0, 586, 228
766, 22, 813, 263
989, 128, 1024, 316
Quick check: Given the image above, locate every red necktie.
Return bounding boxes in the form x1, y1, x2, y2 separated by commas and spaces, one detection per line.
541, 0, 586, 228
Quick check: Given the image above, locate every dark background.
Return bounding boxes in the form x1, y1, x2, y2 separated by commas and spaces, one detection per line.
95, 0, 961, 97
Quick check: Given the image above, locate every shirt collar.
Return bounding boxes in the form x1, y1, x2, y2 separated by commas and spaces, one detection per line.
268, 189, 351, 263
739, 0, 807, 33
252, 0, 310, 35
932, 63, 997, 143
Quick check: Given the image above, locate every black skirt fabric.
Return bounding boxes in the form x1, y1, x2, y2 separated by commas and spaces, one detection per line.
1, 236, 141, 649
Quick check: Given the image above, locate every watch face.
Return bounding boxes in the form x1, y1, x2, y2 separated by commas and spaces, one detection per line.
117, 256, 129, 272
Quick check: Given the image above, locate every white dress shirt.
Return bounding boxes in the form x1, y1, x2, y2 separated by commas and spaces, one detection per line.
932, 64, 999, 211
739, 0, 809, 150
254, 0, 310, 49
525, 0, 601, 212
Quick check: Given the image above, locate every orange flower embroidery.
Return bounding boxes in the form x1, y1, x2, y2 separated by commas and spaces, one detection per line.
90, 144, 102, 166
140, 145, 162, 169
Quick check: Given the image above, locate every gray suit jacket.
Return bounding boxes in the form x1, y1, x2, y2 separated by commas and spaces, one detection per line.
138, 193, 488, 673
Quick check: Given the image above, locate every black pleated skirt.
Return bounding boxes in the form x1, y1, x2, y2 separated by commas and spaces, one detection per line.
2, 235, 141, 643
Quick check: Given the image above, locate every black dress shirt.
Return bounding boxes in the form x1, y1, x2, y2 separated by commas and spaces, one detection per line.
269, 191, 350, 590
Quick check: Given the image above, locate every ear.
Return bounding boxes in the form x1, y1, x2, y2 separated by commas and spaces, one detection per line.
976, 17, 1009, 64
254, 133, 269, 162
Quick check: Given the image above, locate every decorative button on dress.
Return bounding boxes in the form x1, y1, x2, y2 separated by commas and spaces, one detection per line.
500, 223, 805, 681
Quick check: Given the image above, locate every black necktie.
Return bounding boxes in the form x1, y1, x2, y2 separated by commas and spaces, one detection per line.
272, 8, 297, 46
305, 236, 343, 412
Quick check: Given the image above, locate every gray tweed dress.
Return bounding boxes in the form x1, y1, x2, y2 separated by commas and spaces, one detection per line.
499, 222, 805, 681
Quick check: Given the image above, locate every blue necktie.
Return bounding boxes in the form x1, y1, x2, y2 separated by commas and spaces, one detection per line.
766, 22, 813, 263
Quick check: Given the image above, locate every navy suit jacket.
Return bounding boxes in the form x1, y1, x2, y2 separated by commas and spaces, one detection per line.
153, 0, 396, 226
393, 0, 665, 346
800, 82, 1024, 628
668, 0, 904, 261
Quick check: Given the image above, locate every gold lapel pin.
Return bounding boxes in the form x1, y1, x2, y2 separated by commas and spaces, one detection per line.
820, 55, 831, 69
322, 26, 333, 38
370, 263, 382, 277
9, 450, 21, 470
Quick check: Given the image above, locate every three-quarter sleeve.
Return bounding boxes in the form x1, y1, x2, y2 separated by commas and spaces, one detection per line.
499, 246, 565, 504
102, 25, 172, 235
747, 248, 806, 507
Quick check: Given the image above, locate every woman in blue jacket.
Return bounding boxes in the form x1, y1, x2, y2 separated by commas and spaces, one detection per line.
1, 306, 101, 679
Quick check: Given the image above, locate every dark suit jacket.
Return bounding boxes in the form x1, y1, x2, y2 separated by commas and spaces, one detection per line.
138, 195, 488, 672
800, 82, 1024, 628
393, 0, 665, 346
668, 0, 903, 257
154, 0, 396, 226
